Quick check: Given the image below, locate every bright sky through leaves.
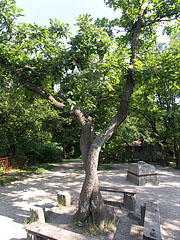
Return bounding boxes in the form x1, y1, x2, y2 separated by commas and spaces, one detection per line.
16, 0, 121, 35
16, 0, 169, 42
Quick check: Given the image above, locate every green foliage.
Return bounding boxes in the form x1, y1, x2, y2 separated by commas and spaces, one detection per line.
0, 86, 64, 161
0, 0, 180, 167
69, 14, 112, 70
104, 0, 180, 53
97, 165, 117, 171
105, 0, 180, 26
34, 143, 63, 163
130, 30, 180, 158
0, 0, 23, 42
101, 115, 153, 162
41, 116, 80, 159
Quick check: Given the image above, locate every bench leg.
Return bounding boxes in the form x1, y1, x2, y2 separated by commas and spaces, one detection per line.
123, 193, 136, 211
27, 233, 44, 240
141, 204, 146, 225
27, 233, 36, 240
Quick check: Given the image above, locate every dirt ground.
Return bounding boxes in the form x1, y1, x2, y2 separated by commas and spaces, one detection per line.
0, 162, 179, 240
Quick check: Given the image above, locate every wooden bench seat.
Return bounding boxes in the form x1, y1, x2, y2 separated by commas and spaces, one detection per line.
100, 187, 136, 195
143, 201, 162, 240
100, 187, 136, 211
26, 221, 86, 240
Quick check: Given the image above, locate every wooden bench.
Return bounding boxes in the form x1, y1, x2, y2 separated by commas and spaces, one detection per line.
26, 221, 86, 240
100, 187, 136, 211
142, 201, 162, 240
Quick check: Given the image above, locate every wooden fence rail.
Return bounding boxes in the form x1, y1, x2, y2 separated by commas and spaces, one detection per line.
0, 155, 24, 173
0, 157, 9, 172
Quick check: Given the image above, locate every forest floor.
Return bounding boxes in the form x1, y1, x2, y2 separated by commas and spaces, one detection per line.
0, 161, 179, 240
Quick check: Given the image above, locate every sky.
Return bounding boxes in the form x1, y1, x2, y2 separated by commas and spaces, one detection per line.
16, 0, 121, 35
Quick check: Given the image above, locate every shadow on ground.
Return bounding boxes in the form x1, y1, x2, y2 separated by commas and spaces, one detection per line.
0, 162, 179, 239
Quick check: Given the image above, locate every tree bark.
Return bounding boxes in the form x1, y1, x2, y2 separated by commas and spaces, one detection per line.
74, 142, 105, 227
74, 6, 146, 228
176, 139, 180, 169
174, 131, 180, 169
74, 67, 135, 227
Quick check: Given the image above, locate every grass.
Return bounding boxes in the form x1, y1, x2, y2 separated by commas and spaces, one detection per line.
0, 162, 57, 186
97, 165, 117, 171
0, 157, 83, 186
168, 161, 176, 167
61, 157, 82, 163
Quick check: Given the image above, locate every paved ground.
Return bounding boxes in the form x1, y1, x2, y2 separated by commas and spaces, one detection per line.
0, 162, 179, 240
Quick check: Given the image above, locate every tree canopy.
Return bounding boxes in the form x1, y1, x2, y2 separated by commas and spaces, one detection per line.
0, 0, 180, 227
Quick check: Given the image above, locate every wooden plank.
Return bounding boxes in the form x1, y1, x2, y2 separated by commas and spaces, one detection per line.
143, 201, 162, 240
103, 200, 122, 208
100, 187, 136, 195
26, 222, 87, 240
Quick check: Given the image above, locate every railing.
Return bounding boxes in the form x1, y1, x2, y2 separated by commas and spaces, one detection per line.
0, 157, 9, 172
0, 155, 24, 173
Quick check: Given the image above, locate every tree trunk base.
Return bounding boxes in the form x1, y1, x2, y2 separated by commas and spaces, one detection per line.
74, 204, 117, 230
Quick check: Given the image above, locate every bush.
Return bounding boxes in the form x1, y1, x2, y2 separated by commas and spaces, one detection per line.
36, 144, 63, 163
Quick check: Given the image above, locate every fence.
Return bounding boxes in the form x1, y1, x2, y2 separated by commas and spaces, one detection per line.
0, 155, 25, 173
0, 157, 9, 172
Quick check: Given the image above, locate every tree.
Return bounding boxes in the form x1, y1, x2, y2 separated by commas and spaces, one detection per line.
0, 0, 179, 228
42, 115, 81, 159
0, 84, 64, 161
130, 27, 180, 167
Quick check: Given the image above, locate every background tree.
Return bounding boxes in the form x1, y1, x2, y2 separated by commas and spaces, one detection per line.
0, 0, 179, 228
0, 85, 64, 162
130, 27, 180, 167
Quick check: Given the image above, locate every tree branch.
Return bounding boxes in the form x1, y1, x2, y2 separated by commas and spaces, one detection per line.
143, 16, 180, 28
0, 60, 67, 112
131, 5, 146, 63
89, 5, 147, 149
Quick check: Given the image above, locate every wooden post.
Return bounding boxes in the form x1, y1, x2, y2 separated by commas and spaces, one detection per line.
5, 157, 9, 172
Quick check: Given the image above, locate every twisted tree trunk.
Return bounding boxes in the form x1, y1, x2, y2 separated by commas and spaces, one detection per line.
74, 66, 134, 228
74, 6, 146, 227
